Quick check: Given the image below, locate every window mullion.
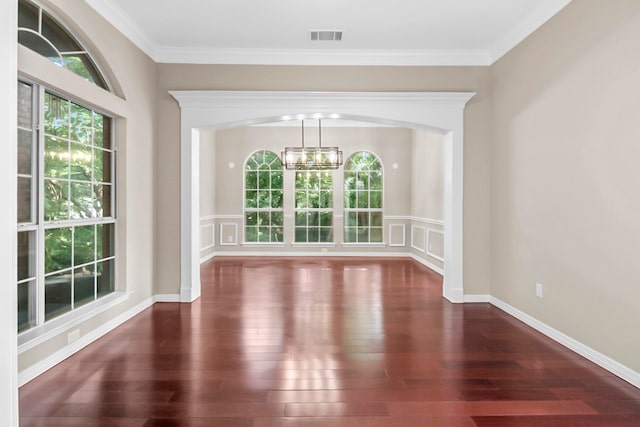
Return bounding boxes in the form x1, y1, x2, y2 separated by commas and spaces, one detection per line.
36, 84, 46, 327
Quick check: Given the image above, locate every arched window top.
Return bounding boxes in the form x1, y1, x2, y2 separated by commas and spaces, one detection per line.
345, 151, 382, 172
18, 0, 110, 91
245, 150, 282, 170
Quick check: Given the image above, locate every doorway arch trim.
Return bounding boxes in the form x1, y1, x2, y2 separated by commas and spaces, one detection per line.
169, 91, 475, 303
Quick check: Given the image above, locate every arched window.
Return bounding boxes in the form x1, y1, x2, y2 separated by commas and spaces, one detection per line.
295, 170, 333, 243
18, 0, 110, 90
344, 151, 383, 243
244, 151, 284, 243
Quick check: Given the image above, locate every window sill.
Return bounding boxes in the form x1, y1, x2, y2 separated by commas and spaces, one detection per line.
341, 243, 387, 247
18, 291, 131, 353
291, 243, 337, 248
242, 242, 286, 248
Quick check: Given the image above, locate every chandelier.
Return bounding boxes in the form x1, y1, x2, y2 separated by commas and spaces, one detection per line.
281, 119, 343, 170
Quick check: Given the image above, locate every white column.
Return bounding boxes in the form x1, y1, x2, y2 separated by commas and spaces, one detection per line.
1, 0, 19, 425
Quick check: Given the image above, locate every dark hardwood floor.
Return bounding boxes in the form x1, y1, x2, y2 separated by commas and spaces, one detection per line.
20, 257, 640, 426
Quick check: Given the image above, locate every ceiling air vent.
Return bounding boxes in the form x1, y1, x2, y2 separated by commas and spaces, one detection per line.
309, 30, 343, 41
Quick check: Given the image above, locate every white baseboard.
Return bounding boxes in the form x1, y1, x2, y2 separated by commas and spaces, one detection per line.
154, 294, 181, 303
464, 294, 490, 303
18, 296, 156, 387
410, 253, 444, 276
200, 252, 216, 264
490, 296, 640, 390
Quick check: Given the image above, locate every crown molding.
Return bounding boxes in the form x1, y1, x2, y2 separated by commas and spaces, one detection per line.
86, 0, 572, 66
490, 0, 573, 63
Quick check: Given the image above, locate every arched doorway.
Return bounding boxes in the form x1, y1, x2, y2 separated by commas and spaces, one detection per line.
170, 91, 474, 303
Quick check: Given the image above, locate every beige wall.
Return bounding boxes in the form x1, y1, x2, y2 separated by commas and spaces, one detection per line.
157, 65, 492, 294
17, 0, 157, 374
491, 0, 640, 372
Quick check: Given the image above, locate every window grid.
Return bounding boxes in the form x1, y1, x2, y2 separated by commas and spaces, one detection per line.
17, 80, 116, 333
344, 152, 383, 243
244, 151, 284, 243
295, 170, 334, 243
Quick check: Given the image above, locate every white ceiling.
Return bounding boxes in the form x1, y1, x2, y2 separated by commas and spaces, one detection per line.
85, 0, 572, 66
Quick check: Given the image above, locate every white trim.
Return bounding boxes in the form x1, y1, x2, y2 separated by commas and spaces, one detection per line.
242, 242, 287, 248
200, 214, 216, 221
153, 294, 181, 303
18, 292, 130, 353
171, 91, 473, 304
410, 225, 427, 253
199, 223, 215, 251
200, 252, 216, 264
410, 253, 444, 276
1, 0, 18, 424
341, 243, 386, 248
386, 215, 445, 226
464, 294, 491, 303
219, 222, 238, 246
490, 297, 640, 390
388, 223, 406, 247
291, 243, 337, 248
490, 0, 573, 63
18, 294, 164, 386
213, 214, 243, 219
426, 229, 445, 262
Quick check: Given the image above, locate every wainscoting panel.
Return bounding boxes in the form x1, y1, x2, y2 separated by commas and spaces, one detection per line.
410, 225, 427, 253
388, 223, 406, 247
219, 223, 239, 246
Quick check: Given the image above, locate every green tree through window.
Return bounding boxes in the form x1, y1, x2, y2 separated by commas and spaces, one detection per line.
244, 151, 284, 242
295, 170, 333, 243
344, 151, 383, 243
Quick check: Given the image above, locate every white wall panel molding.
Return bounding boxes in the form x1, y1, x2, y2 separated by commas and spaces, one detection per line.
426, 229, 445, 262
388, 224, 406, 247
410, 225, 427, 253
219, 223, 239, 246
200, 223, 215, 251
200, 215, 216, 221
490, 297, 640, 390
410, 253, 444, 276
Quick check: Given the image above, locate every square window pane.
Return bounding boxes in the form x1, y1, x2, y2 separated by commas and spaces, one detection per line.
370, 172, 383, 190
70, 103, 93, 144
45, 271, 72, 321
94, 148, 112, 184
357, 227, 369, 243
45, 227, 72, 274
18, 81, 33, 128
258, 211, 270, 226
94, 184, 112, 218
370, 191, 382, 209
258, 227, 270, 242
295, 212, 307, 227
357, 191, 369, 208
44, 93, 69, 138
17, 176, 32, 223
320, 211, 332, 227
320, 191, 332, 209
45, 136, 69, 179
18, 129, 33, 175
271, 227, 283, 242
271, 190, 283, 208
245, 212, 257, 226
74, 225, 95, 266
245, 227, 258, 242
308, 227, 320, 242
74, 264, 95, 308
17, 231, 36, 281
257, 171, 270, 189
70, 182, 94, 219
320, 228, 333, 243
257, 190, 270, 208
370, 227, 383, 243
357, 211, 369, 227
93, 113, 111, 149
96, 223, 115, 260
307, 211, 319, 227
295, 191, 307, 208
371, 212, 383, 227
346, 212, 357, 227
18, 279, 36, 332
44, 179, 69, 221
245, 171, 257, 189
295, 227, 307, 242
70, 142, 92, 181
344, 228, 356, 243
245, 190, 257, 208
344, 191, 355, 209
271, 211, 283, 227
357, 172, 369, 188
271, 172, 283, 190
344, 172, 356, 191
308, 191, 320, 209
97, 259, 115, 298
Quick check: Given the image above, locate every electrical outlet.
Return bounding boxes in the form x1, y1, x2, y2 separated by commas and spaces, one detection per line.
67, 329, 80, 344
227, 235, 233, 242
536, 282, 543, 298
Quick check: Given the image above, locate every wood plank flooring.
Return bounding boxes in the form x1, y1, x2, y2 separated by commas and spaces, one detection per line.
20, 257, 640, 426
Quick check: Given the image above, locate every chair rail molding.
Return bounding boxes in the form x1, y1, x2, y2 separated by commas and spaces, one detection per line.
170, 91, 474, 303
